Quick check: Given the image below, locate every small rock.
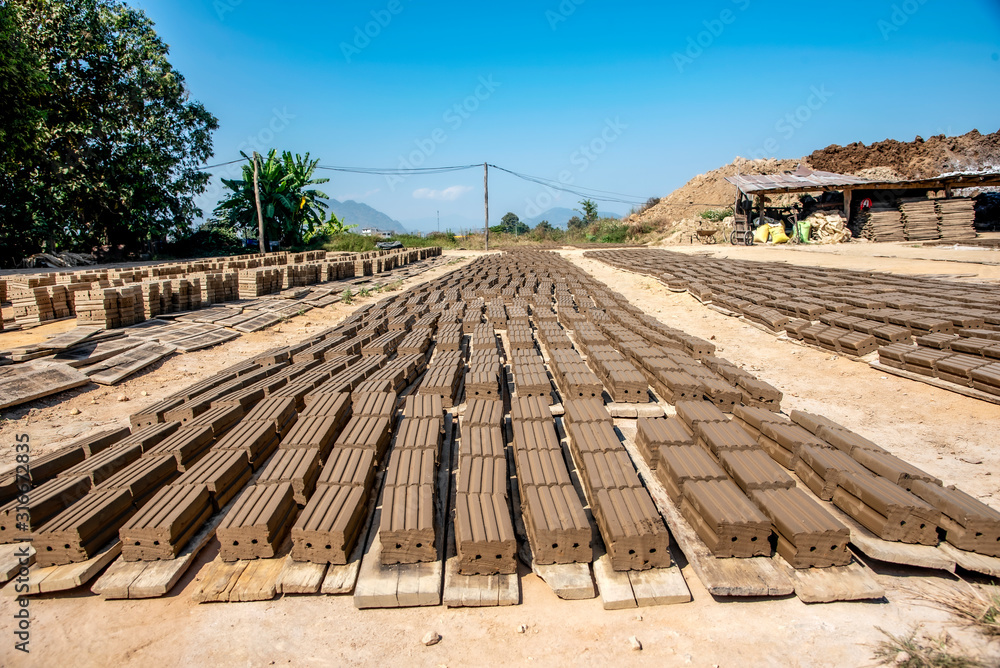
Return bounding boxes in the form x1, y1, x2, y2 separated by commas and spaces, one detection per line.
69, 408, 81, 415
117, 395, 129, 402
516, 624, 527, 634
422, 631, 441, 646
895, 651, 911, 664
629, 636, 642, 651
960, 458, 983, 465
635, 614, 643, 622
141, 391, 148, 397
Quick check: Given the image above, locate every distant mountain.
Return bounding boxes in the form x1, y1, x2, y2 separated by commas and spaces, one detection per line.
325, 199, 408, 235
523, 208, 623, 229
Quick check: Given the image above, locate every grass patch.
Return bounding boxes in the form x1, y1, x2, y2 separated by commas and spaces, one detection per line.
341, 288, 353, 304
872, 628, 984, 668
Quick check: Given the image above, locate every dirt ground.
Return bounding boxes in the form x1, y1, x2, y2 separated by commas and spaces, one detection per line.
2, 245, 999, 667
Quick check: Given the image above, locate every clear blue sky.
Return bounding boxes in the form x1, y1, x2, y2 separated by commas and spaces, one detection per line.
134, 0, 1000, 231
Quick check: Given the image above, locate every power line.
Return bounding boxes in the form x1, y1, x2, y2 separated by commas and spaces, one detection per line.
487, 164, 648, 205
315, 164, 481, 176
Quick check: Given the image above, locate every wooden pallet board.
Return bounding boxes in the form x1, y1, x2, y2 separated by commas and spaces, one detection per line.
93, 491, 230, 599
49, 339, 142, 368
6, 540, 120, 596
592, 553, 637, 609
443, 418, 519, 608
776, 555, 885, 604
616, 422, 793, 598
0, 543, 34, 584
0, 362, 91, 410
870, 361, 1000, 406
276, 557, 327, 595
355, 414, 454, 609
171, 329, 241, 353
39, 326, 104, 351
939, 543, 1000, 577
87, 342, 176, 385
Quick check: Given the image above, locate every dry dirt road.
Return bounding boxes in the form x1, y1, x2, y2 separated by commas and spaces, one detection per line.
1, 245, 998, 668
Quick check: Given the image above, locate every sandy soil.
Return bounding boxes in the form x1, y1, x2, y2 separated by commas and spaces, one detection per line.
2, 245, 998, 668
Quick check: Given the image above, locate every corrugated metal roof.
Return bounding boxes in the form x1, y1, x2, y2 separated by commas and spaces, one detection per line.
725, 165, 872, 194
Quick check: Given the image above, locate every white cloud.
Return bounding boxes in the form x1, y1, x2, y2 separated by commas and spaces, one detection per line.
412, 185, 473, 201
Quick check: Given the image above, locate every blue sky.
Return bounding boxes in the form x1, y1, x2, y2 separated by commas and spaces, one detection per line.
134, 0, 1000, 231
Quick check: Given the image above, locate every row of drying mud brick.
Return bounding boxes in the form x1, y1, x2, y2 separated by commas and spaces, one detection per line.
585, 249, 1000, 395
1, 246, 442, 328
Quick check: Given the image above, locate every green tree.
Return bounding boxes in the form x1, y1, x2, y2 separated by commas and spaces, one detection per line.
566, 215, 586, 232
0, 0, 218, 264
576, 199, 599, 224
500, 212, 529, 235
214, 150, 330, 248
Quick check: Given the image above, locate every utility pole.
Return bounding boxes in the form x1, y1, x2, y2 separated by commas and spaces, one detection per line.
437, 210, 440, 234
484, 162, 489, 252
253, 152, 265, 255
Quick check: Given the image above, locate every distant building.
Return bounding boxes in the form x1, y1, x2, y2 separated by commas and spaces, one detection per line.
360, 227, 393, 239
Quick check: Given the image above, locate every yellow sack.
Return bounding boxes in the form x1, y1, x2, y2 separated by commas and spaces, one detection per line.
753, 225, 770, 244
771, 229, 790, 244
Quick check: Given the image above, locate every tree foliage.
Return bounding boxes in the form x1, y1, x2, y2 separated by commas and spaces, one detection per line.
576, 199, 599, 224
213, 150, 330, 248
0, 0, 218, 266
499, 212, 529, 235
566, 215, 586, 232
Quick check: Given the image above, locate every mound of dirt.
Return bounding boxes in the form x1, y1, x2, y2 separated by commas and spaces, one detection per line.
808, 129, 1000, 180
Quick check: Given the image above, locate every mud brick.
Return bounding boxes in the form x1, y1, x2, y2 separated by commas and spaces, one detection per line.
520, 483, 591, 564
171, 449, 251, 511
814, 326, 843, 352
300, 392, 351, 427
559, 397, 609, 427
656, 445, 728, 502
795, 444, 874, 501
652, 370, 701, 402
878, 342, 917, 364
141, 424, 214, 472
385, 447, 437, 489
218, 482, 298, 561
758, 422, 829, 469
212, 386, 265, 412
379, 483, 436, 564
58, 444, 144, 485
258, 448, 321, 505
800, 323, 831, 344
33, 488, 136, 567
815, 426, 886, 455
561, 369, 604, 401
872, 325, 913, 344
605, 366, 650, 404
514, 447, 572, 488
213, 421, 280, 470
749, 487, 851, 568
318, 447, 376, 489
120, 484, 212, 561
916, 333, 960, 350
93, 455, 178, 507
291, 484, 369, 564
28, 445, 86, 483
902, 348, 954, 375
454, 492, 516, 575
65, 427, 131, 458
736, 376, 783, 410
242, 396, 298, 438
593, 486, 671, 571
679, 479, 771, 558
188, 404, 244, 436
578, 450, 642, 492
402, 394, 443, 419
130, 398, 185, 429
698, 377, 739, 411
464, 424, 508, 460
937, 354, 991, 381
851, 449, 941, 490
463, 399, 504, 428
281, 415, 347, 461
784, 319, 812, 340
272, 379, 324, 411
905, 316, 954, 334
393, 416, 443, 453
674, 400, 728, 431
510, 396, 554, 423
719, 449, 794, 492
789, 410, 845, 437
732, 405, 788, 438
836, 331, 879, 357
971, 363, 1000, 389
335, 416, 393, 461
635, 417, 693, 468
117, 421, 182, 454
909, 480, 1000, 557
0, 476, 91, 543
566, 421, 622, 457
695, 421, 758, 455
833, 471, 940, 544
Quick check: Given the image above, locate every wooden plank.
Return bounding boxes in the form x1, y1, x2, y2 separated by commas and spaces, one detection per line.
593, 553, 637, 609
776, 555, 885, 604
275, 556, 328, 595
39, 326, 103, 351
531, 562, 596, 600
7, 540, 121, 596
616, 422, 793, 598
0, 363, 90, 410
230, 557, 284, 602
0, 543, 33, 584
320, 470, 384, 596
939, 543, 1000, 578
191, 559, 248, 603
870, 361, 1000, 406
88, 342, 176, 385
628, 563, 692, 607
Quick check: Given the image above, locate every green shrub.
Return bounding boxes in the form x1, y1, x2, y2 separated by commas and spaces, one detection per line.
700, 208, 733, 223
